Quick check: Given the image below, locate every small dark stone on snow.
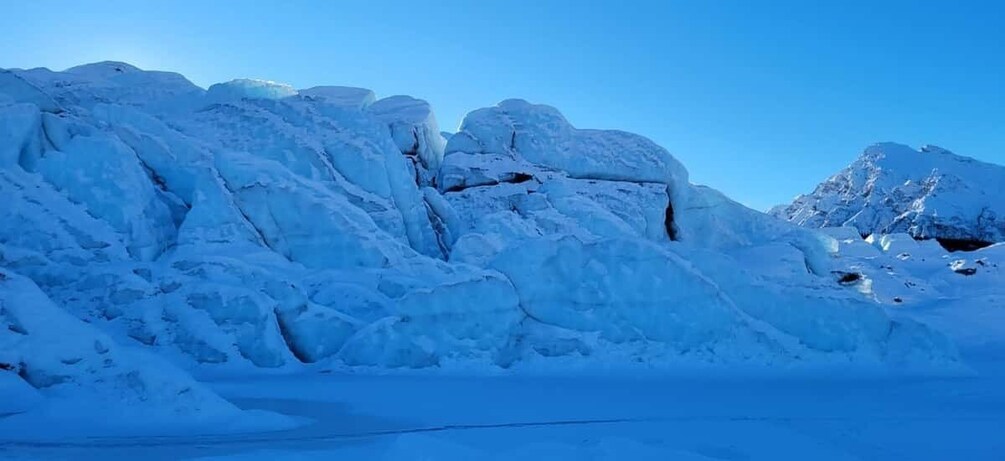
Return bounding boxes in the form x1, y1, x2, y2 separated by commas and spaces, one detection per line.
508, 172, 533, 184
834, 271, 863, 285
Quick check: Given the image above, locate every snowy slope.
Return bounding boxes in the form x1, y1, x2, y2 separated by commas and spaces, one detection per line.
773, 143, 1005, 246
0, 63, 963, 423
818, 228, 1005, 360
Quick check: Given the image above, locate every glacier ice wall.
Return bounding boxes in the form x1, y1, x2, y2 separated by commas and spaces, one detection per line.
0, 62, 959, 414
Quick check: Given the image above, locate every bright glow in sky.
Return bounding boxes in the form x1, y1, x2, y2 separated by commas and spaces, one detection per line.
3, 0, 1002, 210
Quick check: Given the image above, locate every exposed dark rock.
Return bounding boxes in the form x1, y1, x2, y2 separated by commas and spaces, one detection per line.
834, 271, 863, 285
934, 237, 995, 252
508, 172, 533, 184
953, 267, 977, 276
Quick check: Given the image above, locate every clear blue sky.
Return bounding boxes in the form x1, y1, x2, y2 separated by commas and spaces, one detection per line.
3, 0, 1003, 210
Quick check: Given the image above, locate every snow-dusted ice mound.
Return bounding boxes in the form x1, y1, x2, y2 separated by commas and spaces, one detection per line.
0, 63, 960, 421
773, 143, 1005, 248
0, 269, 270, 435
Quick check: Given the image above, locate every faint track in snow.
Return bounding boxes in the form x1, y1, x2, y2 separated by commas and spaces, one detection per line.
0, 417, 643, 449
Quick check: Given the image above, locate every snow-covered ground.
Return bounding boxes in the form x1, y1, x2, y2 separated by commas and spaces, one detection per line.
2, 62, 1004, 459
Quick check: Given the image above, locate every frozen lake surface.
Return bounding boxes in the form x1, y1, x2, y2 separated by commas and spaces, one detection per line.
3, 365, 1004, 460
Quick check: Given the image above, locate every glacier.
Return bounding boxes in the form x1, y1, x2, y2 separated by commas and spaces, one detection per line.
1, 62, 993, 453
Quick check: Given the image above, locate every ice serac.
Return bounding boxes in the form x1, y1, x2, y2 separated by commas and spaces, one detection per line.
773, 143, 1005, 248
174, 85, 444, 258
439, 98, 685, 247
368, 95, 447, 185
449, 99, 687, 182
